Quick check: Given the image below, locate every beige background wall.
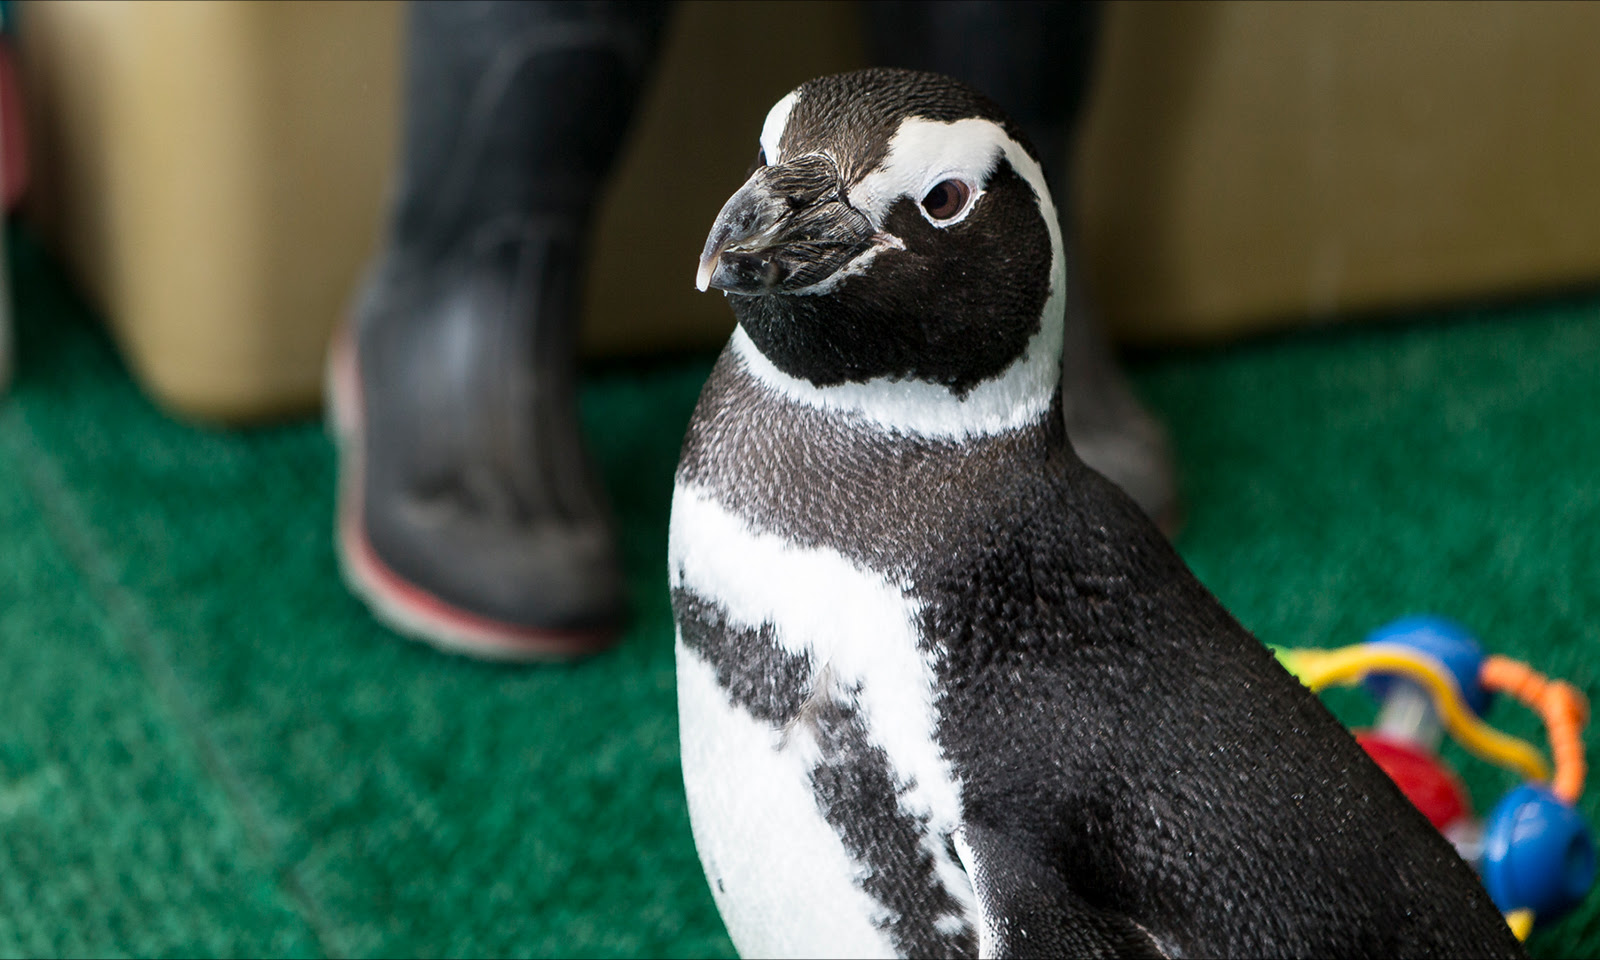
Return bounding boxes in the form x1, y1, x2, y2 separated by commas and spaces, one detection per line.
19, 1, 1600, 421
1078, 1, 1600, 344
21, 1, 403, 419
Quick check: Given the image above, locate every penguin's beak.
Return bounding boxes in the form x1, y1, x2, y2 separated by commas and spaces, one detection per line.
696, 154, 876, 295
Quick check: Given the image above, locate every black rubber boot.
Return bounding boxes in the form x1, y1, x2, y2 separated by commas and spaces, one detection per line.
863, 0, 1181, 532
331, 0, 669, 660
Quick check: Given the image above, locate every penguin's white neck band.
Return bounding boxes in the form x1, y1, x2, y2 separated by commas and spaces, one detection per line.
730, 319, 1062, 441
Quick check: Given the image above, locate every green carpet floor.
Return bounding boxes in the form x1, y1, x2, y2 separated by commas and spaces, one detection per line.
1, 224, 1597, 958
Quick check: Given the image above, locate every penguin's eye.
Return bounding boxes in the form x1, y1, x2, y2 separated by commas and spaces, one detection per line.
921, 179, 971, 221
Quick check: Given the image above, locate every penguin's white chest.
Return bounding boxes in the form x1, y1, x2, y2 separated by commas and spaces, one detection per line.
669, 484, 978, 958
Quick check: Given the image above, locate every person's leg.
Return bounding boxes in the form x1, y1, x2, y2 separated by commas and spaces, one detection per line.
863, 1, 1179, 529
332, 0, 669, 659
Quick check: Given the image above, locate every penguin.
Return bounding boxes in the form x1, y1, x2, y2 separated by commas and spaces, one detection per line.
669, 68, 1524, 959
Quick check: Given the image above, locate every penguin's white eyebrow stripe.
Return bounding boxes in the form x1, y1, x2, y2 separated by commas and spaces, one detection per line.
847, 117, 1051, 228
760, 90, 800, 165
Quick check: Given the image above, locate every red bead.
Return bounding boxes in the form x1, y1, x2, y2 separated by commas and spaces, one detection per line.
1356, 730, 1473, 830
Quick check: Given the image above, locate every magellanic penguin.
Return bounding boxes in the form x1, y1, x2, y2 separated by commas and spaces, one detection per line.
669, 69, 1524, 959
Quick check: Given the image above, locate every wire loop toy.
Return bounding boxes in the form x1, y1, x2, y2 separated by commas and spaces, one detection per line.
1272, 617, 1594, 941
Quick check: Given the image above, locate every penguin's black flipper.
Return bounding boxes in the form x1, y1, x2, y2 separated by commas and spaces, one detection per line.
959, 822, 1168, 959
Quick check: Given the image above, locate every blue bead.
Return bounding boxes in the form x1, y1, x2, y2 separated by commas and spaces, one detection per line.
1363, 615, 1493, 717
1481, 784, 1596, 920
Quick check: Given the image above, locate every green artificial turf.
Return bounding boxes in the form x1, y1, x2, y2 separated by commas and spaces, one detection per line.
1, 221, 1597, 957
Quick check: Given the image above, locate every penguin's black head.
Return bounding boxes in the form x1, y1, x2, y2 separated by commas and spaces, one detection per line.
697, 68, 1064, 401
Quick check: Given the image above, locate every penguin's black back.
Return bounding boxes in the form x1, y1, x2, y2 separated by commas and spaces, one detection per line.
677, 354, 1524, 958
925, 444, 1519, 957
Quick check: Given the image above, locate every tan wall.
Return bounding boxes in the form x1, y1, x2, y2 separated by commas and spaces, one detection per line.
1079, 1, 1600, 344
21, 1, 403, 420
20, 1, 1600, 421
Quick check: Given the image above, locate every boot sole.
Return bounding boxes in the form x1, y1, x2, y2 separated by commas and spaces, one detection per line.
326, 327, 618, 661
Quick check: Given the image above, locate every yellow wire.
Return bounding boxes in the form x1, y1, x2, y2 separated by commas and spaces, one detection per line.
1279, 644, 1551, 784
